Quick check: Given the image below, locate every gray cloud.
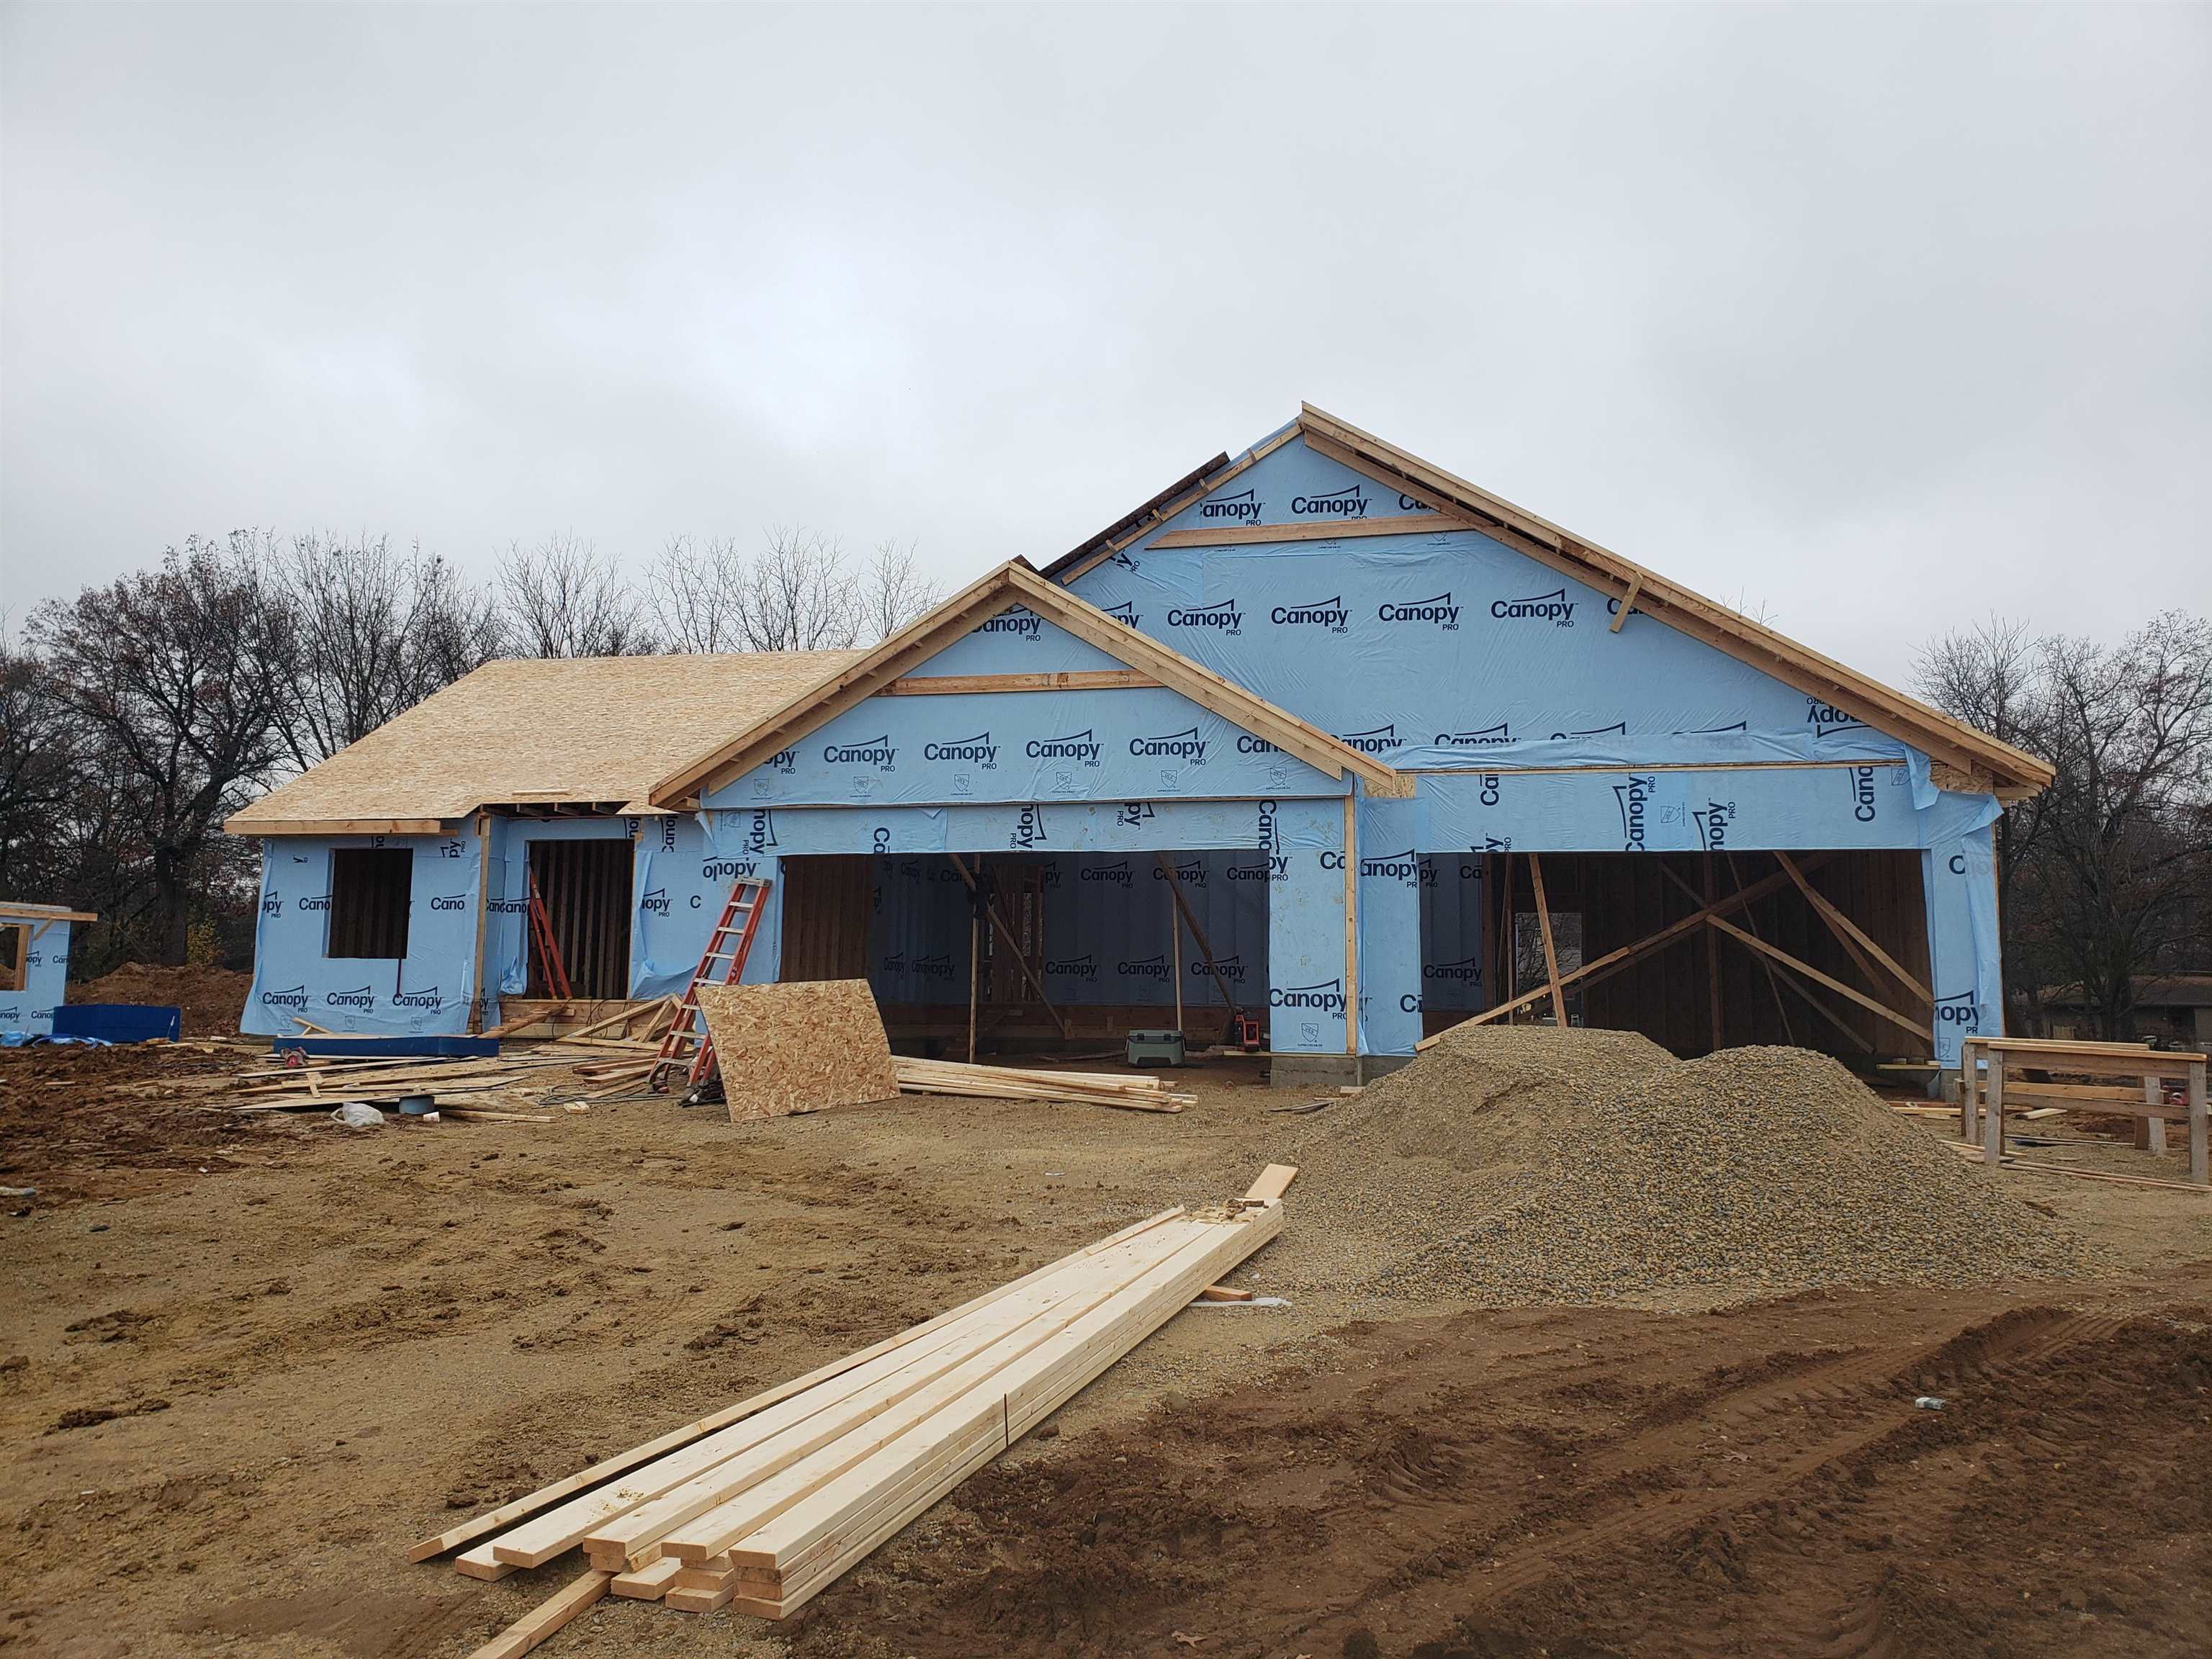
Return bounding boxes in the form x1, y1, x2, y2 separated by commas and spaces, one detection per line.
4, 1, 2206, 680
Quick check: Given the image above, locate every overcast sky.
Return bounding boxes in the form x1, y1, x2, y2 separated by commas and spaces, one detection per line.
3, 3, 2205, 683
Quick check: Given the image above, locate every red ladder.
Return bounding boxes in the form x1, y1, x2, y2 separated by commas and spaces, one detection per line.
650, 878, 771, 1092
526, 871, 572, 1002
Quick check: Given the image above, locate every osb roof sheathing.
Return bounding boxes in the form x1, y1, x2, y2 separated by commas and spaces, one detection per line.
226, 652, 864, 835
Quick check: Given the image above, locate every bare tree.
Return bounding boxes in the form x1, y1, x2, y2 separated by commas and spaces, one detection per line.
498, 534, 660, 657
2025, 613, 2212, 1038
732, 526, 864, 651
1921, 611, 2212, 1038
645, 534, 750, 652
0, 634, 77, 899
862, 537, 941, 642
271, 532, 505, 767
30, 534, 298, 963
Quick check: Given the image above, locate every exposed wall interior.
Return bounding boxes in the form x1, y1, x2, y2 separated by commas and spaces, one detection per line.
526, 837, 633, 1000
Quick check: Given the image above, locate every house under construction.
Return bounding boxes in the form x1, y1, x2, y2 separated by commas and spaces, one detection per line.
225, 406, 2049, 1084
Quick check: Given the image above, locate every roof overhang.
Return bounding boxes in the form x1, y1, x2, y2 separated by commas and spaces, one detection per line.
649, 561, 1413, 807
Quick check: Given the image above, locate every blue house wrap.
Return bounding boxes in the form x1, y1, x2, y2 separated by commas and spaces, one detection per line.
229, 408, 2047, 1073
0, 904, 92, 1039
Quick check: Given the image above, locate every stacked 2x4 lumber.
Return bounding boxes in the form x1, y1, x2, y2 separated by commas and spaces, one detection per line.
421, 1166, 1294, 1653
893, 1056, 1192, 1112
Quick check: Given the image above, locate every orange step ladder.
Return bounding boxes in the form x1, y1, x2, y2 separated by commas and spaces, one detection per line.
650, 878, 772, 1092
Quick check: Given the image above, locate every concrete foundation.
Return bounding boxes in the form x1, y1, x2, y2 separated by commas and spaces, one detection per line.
1267, 1053, 1416, 1089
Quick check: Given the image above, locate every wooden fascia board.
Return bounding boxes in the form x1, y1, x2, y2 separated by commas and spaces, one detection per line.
665, 588, 1032, 805
1300, 423, 2045, 790
0, 907, 97, 925
1148, 514, 1447, 549
884, 670, 1161, 695
649, 564, 1031, 806
1002, 567, 1409, 793
223, 817, 450, 837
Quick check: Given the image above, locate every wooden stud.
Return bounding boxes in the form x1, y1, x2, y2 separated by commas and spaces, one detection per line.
1705, 914, 1928, 1042
1773, 850, 1933, 1005
881, 670, 1159, 695
1609, 573, 1641, 633
1527, 854, 1568, 1028
1154, 853, 1241, 1016
1983, 1051, 2007, 1164
1147, 514, 1453, 549
2193, 1061, 2208, 1187
2139, 1073, 2167, 1156
1702, 853, 1724, 1053
947, 853, 1068, 1039
1342, 796, 1359, 1056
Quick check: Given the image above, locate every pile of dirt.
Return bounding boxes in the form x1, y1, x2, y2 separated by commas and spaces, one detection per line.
1285, 1025, 2082, 1308
67, 961, 252, 1037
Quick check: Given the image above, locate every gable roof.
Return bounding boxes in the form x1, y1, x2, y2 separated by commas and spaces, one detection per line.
649, 561, 1412, 806
227, 651, 865, 835
1043, 405, 2053, 799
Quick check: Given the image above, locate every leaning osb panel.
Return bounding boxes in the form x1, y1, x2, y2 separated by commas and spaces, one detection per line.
693, 979, 899, 1123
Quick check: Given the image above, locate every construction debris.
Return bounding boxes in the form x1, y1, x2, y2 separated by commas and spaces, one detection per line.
420, 1166, 1293, 1647
894, 1056, 1192, 1112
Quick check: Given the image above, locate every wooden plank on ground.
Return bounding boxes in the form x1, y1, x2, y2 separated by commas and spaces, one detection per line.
1243, 1163, 1299, 1204
463, 1568, 610, 1659
692, 979, 899, 1124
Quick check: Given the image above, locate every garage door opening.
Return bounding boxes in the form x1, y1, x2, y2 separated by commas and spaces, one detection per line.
858, 850, 1269, 1059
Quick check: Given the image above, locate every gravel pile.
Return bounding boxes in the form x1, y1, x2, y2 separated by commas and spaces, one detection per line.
1282, 1025, 2082, 1308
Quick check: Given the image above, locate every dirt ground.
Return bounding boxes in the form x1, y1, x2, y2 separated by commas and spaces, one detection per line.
3, 1043, 2210, 1658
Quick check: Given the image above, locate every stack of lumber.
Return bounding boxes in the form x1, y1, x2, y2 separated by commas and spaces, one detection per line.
415, 1165, 1295, 1654
228, 1003, 672, 1115
894, 1056, 1192, 1113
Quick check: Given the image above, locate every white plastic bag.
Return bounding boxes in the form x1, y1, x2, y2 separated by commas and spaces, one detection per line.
332, 1102, 387, 1130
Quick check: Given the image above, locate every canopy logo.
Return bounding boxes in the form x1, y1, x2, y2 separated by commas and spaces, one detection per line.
1360, 848, 1419, 884
1151, 857, 1207, 887
326, 986, 376, 1010
1010, 804, 1049, 848
430, 892, 469, 912
1117, 953, 1169, 979
1079, 859, 1133, 886
1437, 722, 1511, 748
823, 735, 897, 772
1479, 834, 1513, 852
297, 893, 333, 913
1045, 952, 1100, 981
1165, 598, 1243, 635
1334, 723, 1401, 755
1196, 952, 1249, 981
1118, 801, 1156, 828
703, 856, 760, 883
1103, 599, 1141, 628
260, 890, 282, 917
657, 817, 680, 852
1847, 765, 1880, 822
259, 984, 310, 1010
1227, 855, 1286, 882
980, 608, 1043, 639
1806, 698, 1866, 738
1236, 734, 1278, 755
1028, 729, 1102, 767
883, 950, 956, 981
1270, 596, 1349, 634
1379, 592, 1460, 629
1604, 595, 1645, 621
488, 896, 530, 914
1256, 797, 1278, 858
1270, 976, 1347, 1015
765, 747, 797, 773
1492, 587, 1576, 626
1935, 989, 1980, 1027
1424, 955, 1485, 984
1290, 484, 1368, 518
393, 985, 441, 1010
742, 810, 778, 854
1552, 720, 1626, 742
924, 731, 999, 768
1614, 775, 1658, 850
1130, 727, 1208, 763
1479, 775, 1502, 806
1200, 487, 1263, 523
1108, 549, 1141, 572
1676, 719, 1748, 735
640, 887, 670, 916
1694, 800, 1737, 850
